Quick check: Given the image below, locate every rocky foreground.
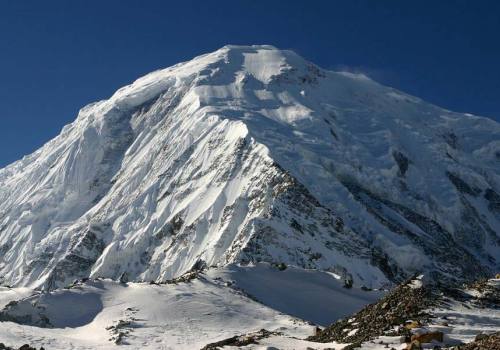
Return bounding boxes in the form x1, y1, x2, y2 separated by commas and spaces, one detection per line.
197, 275, 500, 349
0, 271, 498, 349
457, 332, 500, 350
309, 275, 500, 350
0, 345, 43, 350
192, 273, 500, 350
309, 275, 435, 347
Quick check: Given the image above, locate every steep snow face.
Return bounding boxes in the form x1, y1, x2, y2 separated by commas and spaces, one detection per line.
0, 45, 499, 289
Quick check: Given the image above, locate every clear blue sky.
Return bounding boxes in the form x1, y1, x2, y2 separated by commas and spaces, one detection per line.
1, 0, 499, 167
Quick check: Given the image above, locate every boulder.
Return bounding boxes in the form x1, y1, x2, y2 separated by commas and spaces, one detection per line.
410, 331, 443, 344
475, 333, 489, 341
404, 320, 420, 330
406, 340, 422, 350
119, 272, 129, 284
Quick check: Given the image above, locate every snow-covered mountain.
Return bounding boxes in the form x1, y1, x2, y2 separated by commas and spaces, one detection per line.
0, 45, 499, 290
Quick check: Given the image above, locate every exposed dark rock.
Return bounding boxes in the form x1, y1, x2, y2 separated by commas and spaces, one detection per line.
339, 177, 489, 284
309, 275, 499, 350
290, 218, 304, 233
442, 132, 458, 149
233, 162, 372, 274
44, 226, 107, 291
275, 262, 287, 271
0, 242, 12, 259
0, 344, 44, 350
446, 171, 481, 197
201, 329, 280, 349
393, 151, 410, 177
484, 188, 500, 214
190, 259, 208, 273
163, 270, 201, 284
330, 128, 338, 140
106, 318, 136, 345
309, 276, 434, 345
370, 247, 402, 282
0, 301, 52, 328
119, 272, 129, 284
453, 332, 500, 350
465, 279, 500, 308
343, 277, 353, 289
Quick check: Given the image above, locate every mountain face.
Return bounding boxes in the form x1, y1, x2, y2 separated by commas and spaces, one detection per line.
0, 45, 498, 290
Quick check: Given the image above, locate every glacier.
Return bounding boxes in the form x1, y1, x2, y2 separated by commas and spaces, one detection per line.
0, 45, 499, 291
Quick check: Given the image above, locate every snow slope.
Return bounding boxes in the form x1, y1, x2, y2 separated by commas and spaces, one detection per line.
0, 265, 382, 349
0, 279, 302, 349
0, 45, 499, 291
208, 263, 384, 326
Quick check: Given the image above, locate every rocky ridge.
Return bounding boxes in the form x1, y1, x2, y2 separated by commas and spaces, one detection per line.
309, 276, 500, 350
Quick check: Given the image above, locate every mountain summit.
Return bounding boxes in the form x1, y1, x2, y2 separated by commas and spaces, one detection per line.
1, 45, 499, 290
